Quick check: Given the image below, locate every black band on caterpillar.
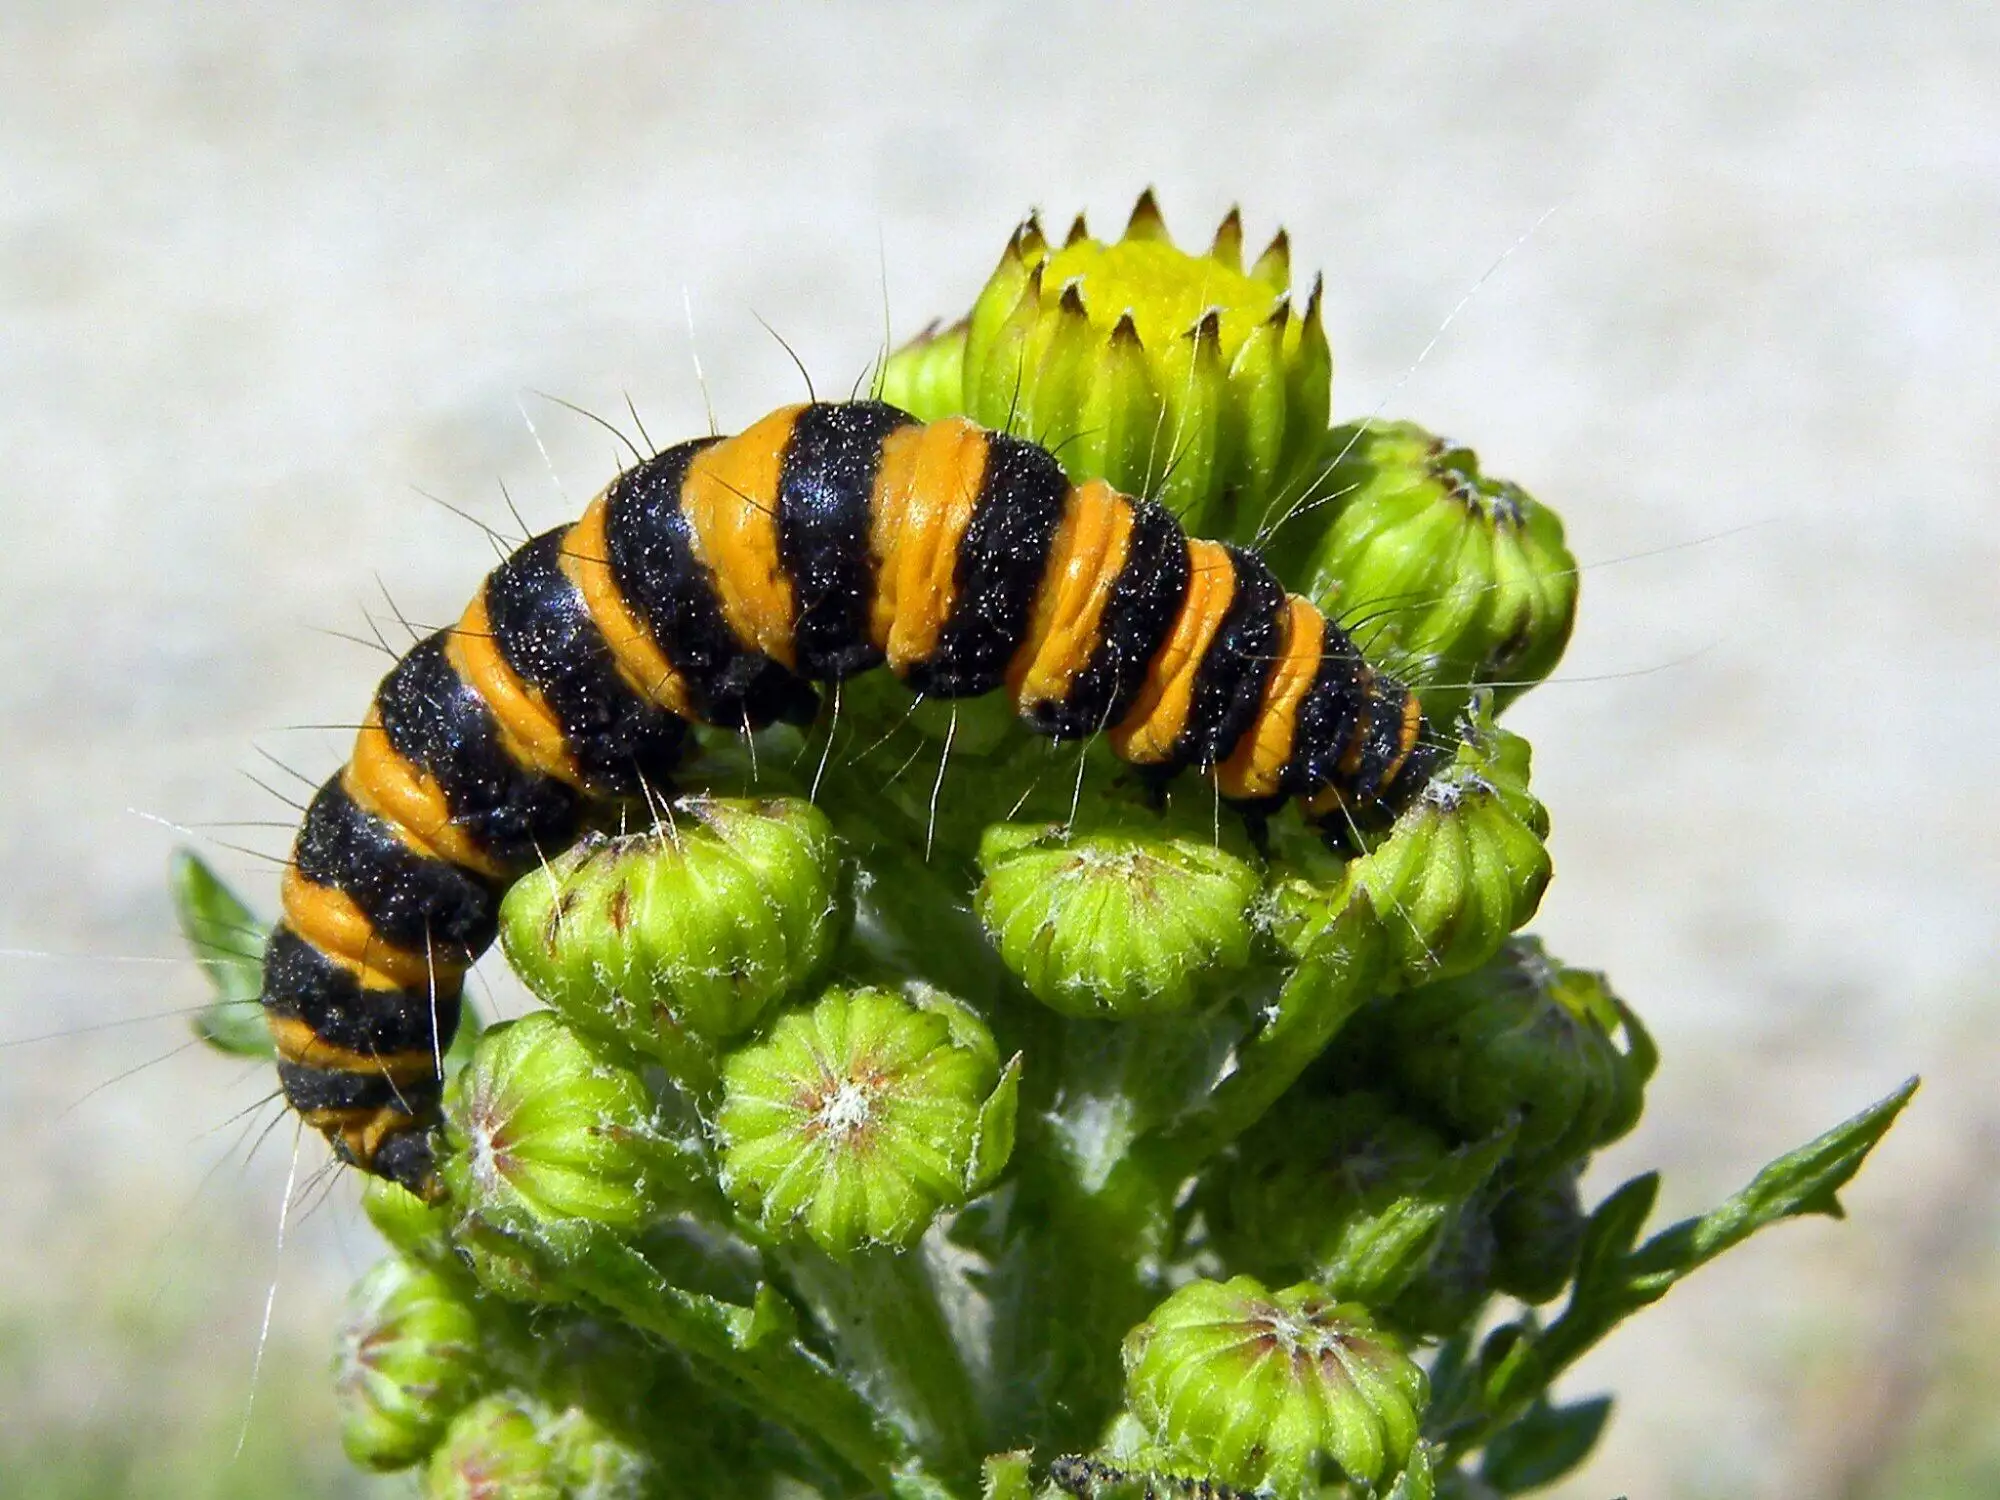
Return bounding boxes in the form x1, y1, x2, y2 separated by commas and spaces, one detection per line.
483, 527, 692, 796
605, 436, 818, 729
374, 633, 583, 865
1174, 543, 1288, 770
777, 401, 915, 681
262, 928, 465, 1058
260, 398, 1439, 1196
904, 431, 1069, 699
1025, 495, 1191, 740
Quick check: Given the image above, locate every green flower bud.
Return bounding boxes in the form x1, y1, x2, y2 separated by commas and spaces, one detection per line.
953, 194, 1331, 536
975, 822, 1261, 1019
424, 1393, 561, 1500
1489, 1170, 1587, 1305
1379, 937, 1653, 1174
499, 796, 844, 1086
333, 1256, 484, 1472
1123, 1276, 1427, 1494
438, 1014, 697, 1263
717, 984, 1017, 1254
1203, 1091, 1505, 1315
1267, 705, 1551, 988
1282, 421, 1577, 724
878, 317, 969, 423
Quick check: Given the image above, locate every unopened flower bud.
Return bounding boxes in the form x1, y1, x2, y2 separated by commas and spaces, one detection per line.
878, 318, 969, 423
499, 797, 844, 1086
1203, 1091, 1504, 1315
438, 1014, 696, 1264
975, 823, 1261, 1019
1123, 1276, 1427, 1493
1380, 937, 1652, 1174
333, 1256, 483, 1472
953, 195, 1331, 535
1268, 705, 1551, 988
717, 984, 1016, 1254
1284, 421, 1577, 724
424, 1393, 561, 1500
1489, 1170, 1587, 1304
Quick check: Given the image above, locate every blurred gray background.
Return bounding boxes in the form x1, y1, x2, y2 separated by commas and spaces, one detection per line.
2, 4, 1995, 1496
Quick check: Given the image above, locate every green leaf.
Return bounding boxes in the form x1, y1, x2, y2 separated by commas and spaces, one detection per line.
1479, 1395, 1611, 1492
1623, 1076, 1919, 1287
1570, 1171, 1658, 1296
1460, 1079, 1919, 1458
168, 848, 272, 1057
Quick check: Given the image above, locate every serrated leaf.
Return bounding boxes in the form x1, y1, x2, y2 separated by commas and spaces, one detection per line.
1624, 1077, 1918, 1283
169, 849, 273, 1057
1479, 1395, 1611, 1492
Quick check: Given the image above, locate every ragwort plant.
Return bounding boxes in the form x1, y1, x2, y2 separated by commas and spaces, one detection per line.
176, 194, 1913, 1499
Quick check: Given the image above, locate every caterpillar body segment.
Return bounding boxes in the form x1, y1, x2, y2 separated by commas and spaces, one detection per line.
264, 401, 1443, 1196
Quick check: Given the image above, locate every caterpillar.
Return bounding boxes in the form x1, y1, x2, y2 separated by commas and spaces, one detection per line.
265, 400, 1443, 1197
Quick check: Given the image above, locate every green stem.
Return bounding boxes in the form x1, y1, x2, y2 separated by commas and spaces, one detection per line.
555, 1232, 915, 1494
782, 1243, 988, 1490
1119, 910, 1386, 1195
982, 1130, 1171, 1456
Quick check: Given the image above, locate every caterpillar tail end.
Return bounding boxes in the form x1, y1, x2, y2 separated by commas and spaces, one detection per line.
336, 1116, 449, 1204
1310, 683, 1449, 853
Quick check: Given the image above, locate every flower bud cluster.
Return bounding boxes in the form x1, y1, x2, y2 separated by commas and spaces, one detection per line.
439, 1011, 699, 1281
333, 1256, 484, 1472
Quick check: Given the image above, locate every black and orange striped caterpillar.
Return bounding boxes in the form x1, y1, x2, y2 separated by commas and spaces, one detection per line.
266, 401, 1443, 1197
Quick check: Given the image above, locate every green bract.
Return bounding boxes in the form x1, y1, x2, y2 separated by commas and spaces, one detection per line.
902, 192, 1330, 536
1279, 420, 1578, 724
333, 1256, 484, 1472
500, 797, 845, 1087
717, 984, 1017, 1254
876, 316, 968, 423
975, 822, 1261, 1019
438, 1014, 697, 1268
1122, 1275, 1428, 1494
